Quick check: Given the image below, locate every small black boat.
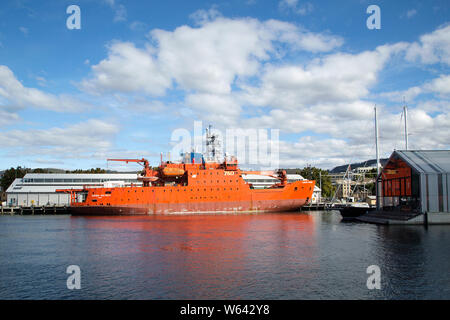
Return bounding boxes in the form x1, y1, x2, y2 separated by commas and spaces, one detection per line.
339, 203, 375, 220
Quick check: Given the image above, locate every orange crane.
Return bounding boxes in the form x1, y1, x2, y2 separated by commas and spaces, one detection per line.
107, 158, 156, 186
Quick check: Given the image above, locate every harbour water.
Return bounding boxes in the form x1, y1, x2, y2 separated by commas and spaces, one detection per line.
0, 211, 449, 299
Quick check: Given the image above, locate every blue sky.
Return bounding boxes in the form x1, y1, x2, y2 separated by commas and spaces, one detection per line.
0, 0, 449, 171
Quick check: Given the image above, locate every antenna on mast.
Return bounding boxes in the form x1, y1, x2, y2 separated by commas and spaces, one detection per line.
205, 125, 221, 162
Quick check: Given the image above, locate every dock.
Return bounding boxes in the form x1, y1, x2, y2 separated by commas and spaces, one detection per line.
357, 210, 450, 225
0, 205, 70, 215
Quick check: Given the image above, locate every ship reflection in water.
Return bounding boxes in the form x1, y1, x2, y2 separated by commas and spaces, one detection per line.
0, 211, 449, 299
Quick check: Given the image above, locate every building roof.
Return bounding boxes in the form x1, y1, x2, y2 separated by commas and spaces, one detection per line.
21, 173, 139, 179
6, 173, 140, 193
393, 150, 450, 174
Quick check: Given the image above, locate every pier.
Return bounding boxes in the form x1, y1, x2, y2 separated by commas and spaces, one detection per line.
0, 205, 70, 215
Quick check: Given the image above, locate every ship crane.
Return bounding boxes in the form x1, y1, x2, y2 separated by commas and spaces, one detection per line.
107, 158, 157, 187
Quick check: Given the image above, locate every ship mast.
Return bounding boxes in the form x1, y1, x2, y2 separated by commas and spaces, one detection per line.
205, 125, 221, 163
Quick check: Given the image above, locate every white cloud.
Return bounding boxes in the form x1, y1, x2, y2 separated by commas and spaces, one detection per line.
35, 76, 47, 87
279, 0, 313, 16
379, 86, 423, 103
81, 15, 343, 98
19, 26, 28, 35
189, 8, 222, 25
6, 14, 448, 169
129, 21, 147, 31
240, 43, 406, 110
114, 4, 127, 22
80, 42, 171, 96
405, 24, 450, 65
380, 74, 450, 102
274, 105, 450, 169
0, 65, 89, 112
0, 109, 19, 127
0, 119, 120, 159
103, 0, 127, 22
406, 9, 417, 19
424, 74, 450, 96
185, 93, 242, 125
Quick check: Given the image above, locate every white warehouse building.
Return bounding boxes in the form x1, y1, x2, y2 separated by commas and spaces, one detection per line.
6, 173, 140, 207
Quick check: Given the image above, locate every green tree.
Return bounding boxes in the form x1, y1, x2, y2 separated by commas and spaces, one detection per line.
364, 168, 378, 179
365, 182, 376, 195
66, 168, 107, 174
298, 166, 335, 198
1, 166, 29, 192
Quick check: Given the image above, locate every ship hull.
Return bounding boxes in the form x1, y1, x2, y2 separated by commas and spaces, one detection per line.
70, 198, 309, 216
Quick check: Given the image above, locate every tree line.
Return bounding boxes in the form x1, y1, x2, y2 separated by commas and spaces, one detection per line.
285, 167, 335, 198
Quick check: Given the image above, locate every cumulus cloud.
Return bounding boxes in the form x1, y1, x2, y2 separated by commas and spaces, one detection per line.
103, 0, 127, 22
6, 13, 449, 169
80, 42, 171, 96
0, 119, 120, 158
405, 24, 450, 65
240, 43, 406, 110
81, 16, 343, 97
76, 16, 450, 168
189, 7, 222, 25
0, 65, 89, 112
380, 74, 450, 102
185, 93, 242, 125
274, 106, 450, 169
0, 109, 19, 127
279, 0, 313, 16
424, 74, 450, 96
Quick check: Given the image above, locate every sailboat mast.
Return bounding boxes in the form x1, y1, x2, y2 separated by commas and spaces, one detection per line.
403, 104, 408, 150
374, 106, 380, 210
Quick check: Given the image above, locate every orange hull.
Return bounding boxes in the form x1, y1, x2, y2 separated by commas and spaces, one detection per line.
70, 168, 315, 215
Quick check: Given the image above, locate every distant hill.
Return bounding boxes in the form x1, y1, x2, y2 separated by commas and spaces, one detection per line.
329, 158, 389, 173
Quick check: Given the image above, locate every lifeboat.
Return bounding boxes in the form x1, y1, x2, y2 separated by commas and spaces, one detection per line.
162, 167, 185, 176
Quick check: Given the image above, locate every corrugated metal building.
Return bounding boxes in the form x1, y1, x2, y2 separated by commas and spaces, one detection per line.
380, 150, 450, 214
6, 173, 140, 206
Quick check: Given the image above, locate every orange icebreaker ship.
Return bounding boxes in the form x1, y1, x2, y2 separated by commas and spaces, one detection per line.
58, 132, 315, 216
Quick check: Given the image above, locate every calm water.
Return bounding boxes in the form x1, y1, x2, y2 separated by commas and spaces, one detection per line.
0, 211, 449, 299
